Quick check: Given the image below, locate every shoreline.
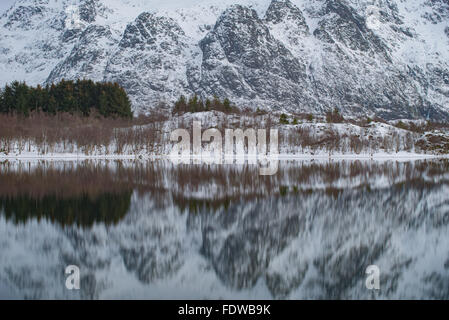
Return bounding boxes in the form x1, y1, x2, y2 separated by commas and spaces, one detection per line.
1, 152, 447, 162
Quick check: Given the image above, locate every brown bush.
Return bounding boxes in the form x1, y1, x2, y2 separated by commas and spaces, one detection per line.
0, 112, 163, 155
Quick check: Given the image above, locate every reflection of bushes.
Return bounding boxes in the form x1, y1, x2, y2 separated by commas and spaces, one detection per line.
279, 186, 289, 196
0, 191, 132, 228
173, 195, 231, 214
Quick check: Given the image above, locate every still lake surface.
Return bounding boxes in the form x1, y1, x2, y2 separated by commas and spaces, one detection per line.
0, 159, 448, 299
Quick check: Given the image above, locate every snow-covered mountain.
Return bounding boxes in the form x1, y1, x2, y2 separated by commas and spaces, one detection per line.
0, 0, 448, 119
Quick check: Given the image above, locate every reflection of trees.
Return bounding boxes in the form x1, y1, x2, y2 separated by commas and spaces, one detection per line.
171, 159, 449, 214
0, 161, 138, 228
173, 195, 232, 214
0, 192, 132, 227
1, 159, 449, 225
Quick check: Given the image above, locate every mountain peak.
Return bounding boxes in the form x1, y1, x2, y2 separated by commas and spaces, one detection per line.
265, 0, 308, 33
0, 0, 448, 119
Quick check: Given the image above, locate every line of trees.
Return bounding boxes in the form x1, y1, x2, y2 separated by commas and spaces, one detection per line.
0, 79, 133, 118
173, 95, 238, 114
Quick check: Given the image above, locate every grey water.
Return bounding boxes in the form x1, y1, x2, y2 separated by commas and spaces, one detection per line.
0, 159, 448, 300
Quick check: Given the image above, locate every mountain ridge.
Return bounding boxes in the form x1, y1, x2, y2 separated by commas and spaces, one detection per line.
0, 0, 448, 120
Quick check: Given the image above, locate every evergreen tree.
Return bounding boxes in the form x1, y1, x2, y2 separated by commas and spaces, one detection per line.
174, 95, 187, 114
188, 95, 201, 113
12, 82, 30, 116
0, 87, 3, 113
223, 98, 231, 112
205, 99, 211, 111
3, 85, 14, 114
99, 90, 109, 116
280, 113, 289, 125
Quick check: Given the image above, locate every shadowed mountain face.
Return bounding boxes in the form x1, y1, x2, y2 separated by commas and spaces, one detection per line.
0, 160, 449, 299
198, 5, 315, 111
0, 0, 448, 119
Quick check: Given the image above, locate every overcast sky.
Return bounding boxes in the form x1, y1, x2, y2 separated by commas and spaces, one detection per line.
0, 0, 15, 15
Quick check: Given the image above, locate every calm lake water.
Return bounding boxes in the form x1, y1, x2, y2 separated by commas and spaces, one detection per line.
0, 159, 448, 299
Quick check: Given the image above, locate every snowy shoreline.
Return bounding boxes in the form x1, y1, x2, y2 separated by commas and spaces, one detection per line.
2, 111, 449, 162
0, 152, 447, 162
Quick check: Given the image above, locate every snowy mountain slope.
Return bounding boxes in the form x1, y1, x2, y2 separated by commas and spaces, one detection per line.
198, 5, 317, 112
102, 12, 194, 113
0, 0, 448, 119
48, 24, 118, 83
1, 160, 449, 299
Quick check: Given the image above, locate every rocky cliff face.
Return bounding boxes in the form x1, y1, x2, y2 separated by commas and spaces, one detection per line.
198, 5, 315, 112
103, 12, 192, 113
0, 0, 448, 120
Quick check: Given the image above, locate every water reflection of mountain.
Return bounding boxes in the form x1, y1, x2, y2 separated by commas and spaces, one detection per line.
1, 160, 449, 299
